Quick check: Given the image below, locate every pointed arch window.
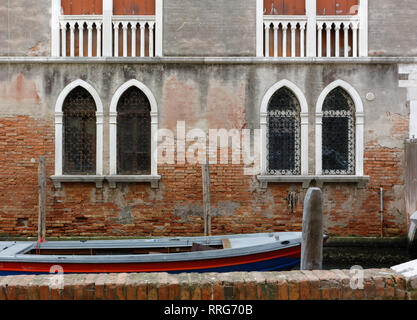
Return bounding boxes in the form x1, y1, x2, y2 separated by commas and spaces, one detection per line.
116, 87, 152, 175
62, 86, 97, 175
316, 80, 364, 178
322, 87, 355, 175
267, 87, 301, 175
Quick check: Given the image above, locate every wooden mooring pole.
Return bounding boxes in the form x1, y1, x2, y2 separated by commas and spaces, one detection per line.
202, 153, 211, 236
300, 187, 324, 270
38, 156, 47, 241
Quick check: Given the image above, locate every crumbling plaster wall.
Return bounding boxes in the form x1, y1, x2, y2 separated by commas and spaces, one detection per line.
163, 0, 256, 56
0, 0, 51, 56
368, 0, 417, 57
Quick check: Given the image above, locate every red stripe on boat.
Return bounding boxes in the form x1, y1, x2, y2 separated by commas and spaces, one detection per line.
0, 245, 301, 273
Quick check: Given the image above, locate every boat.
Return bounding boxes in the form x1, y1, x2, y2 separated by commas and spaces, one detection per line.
0, 232, 328, 275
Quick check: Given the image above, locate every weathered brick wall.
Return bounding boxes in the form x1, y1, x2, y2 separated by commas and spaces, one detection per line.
0, 269, 415, 300
0, 62, 409, 238
0, 116, 54, 237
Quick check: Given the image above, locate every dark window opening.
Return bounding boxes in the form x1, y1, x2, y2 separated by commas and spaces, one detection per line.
117, 87, 151, 175
322, 87, 355, 175
63, 86, 97, 175
267, 87, 301, 175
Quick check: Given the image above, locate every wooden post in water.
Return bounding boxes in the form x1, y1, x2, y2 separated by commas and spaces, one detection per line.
300, 187, 324, 270
202, 152, 211, 236
38, 156, 47, 241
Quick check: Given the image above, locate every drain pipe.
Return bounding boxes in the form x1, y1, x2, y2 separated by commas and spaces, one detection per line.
380, 187, 384, 238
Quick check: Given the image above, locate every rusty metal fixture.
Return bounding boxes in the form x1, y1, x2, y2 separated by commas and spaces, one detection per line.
63, 86, 97, 175
322, 87, 355, 175
267, 87, 301, 175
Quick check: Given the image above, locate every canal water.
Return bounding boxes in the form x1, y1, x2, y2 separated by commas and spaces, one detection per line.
322, 237, 414, 270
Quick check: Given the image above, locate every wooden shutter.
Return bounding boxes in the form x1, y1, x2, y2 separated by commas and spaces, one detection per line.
62, 0, 103, 15
317, 0, 358, 15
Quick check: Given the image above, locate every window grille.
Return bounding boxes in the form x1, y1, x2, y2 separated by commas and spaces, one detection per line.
63, 86, 97, 175
117, 87, 151, 175
322, 87, 355, 175
267, 87, 301, 175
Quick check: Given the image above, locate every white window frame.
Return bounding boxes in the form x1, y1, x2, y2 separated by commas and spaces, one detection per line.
315, 79, 364, 176
256, 0, 368, 58
54, 79, 104, 177
260, 79, 309, 176
51, 0, 163, 57
109, 79, 159, 177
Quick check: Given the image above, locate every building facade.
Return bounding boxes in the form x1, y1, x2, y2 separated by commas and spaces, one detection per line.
0, 0, 416, 238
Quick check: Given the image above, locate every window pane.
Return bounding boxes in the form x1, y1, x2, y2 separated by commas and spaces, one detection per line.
322, 87, 355, 175
63, 86, 97, 175
267, 87, 301, 175
117, 87, 151, 175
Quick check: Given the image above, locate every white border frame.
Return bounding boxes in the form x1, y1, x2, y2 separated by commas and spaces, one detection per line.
54, 79, 104, 176
315, 79, 364, 176
109, 79, 159, 176
260, 79, 309, 176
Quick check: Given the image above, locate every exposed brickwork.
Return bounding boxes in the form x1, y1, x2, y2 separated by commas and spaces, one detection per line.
0, 269, 414, 300
0, 116, 54, 237
0, 61, 409, 238
0, 112, 409, 238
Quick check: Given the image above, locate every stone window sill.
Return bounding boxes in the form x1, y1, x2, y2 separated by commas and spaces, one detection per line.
257, 175, 370, 189
50, 175, 161, 189
50, 175, 105, 188
257, 175, 313, 188
105, 175, 161, 189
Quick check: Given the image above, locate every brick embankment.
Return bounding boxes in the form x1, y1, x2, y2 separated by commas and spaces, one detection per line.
0, 269, 416, 300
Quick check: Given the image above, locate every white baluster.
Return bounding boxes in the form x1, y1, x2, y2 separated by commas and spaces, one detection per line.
131, 22, 137, 57
114, 23, 119, 57
78, 22, 84, 57
69, 21, 76, 57
352, 22, 358, 58
87, 22, 93, 57
326, 23, 332, 57
264, 22, 270, 57
140, 22, 146, 57
291, 23, 296, 57
61, 22, 67, 57
272, 23, 278, 58
97, 23, 102, 57
335, 22, 341, 57
317, 23, 323, 57
282, 23, 288, 57
343, 23, 349, 57
300, 23, 306, 57
149, 22, 155, 57
122, 22, 129, 57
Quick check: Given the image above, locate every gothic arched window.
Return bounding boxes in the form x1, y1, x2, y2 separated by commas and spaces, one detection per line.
117, 87, 151, 175
322, 87, 355, 175
267, 87, 301, 175
62, 86, 97, 174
